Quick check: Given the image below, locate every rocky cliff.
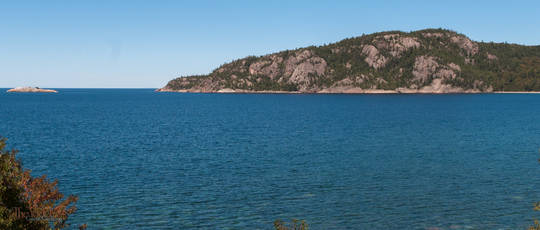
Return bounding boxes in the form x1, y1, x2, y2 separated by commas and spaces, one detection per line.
159, 29, 540, 93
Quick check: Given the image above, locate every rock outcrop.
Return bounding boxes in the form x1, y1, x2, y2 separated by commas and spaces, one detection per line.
7, 87, 58, 93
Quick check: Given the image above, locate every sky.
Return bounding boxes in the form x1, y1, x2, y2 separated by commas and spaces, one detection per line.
1, 0, 539, 88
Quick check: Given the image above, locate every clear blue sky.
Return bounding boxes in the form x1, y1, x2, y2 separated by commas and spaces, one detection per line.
1, 0, 539, 88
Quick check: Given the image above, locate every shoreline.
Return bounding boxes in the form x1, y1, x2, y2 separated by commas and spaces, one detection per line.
157, 88, 540, 94
493, 91, 540, 94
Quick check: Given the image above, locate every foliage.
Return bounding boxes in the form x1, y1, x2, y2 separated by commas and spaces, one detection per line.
528, 151, 540, 230
530, 202, 540, 230
0, 138, 79, 230
274, 219, 308, 230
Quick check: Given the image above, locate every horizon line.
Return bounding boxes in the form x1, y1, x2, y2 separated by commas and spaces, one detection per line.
0, 87, 160, 89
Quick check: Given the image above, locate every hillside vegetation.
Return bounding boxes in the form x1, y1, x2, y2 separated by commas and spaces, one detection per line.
159, 29, 540, 93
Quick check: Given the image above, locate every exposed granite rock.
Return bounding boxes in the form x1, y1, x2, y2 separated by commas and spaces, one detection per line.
412, 56, 439, 83
7, 87, 58, 93
374, 34, 420, 57
447, 63, 461, 72
332, 77, 354, 87
422, 32, 444, 38
285, 50, 327, 91
450, 35, 479, 56
362, 45, 388, 69
487, 53, 498, 60
248, 55, 283, 79
413, 56, 466, 85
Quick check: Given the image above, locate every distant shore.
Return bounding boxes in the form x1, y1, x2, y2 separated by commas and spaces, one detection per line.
157, 88, 540, 94
493, 91, 540, 94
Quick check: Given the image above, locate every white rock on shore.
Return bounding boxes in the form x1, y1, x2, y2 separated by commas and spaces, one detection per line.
156, 86, 492, 94
6, 87, 58, 93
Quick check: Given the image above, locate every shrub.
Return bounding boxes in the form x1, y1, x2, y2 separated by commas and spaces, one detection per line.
274, 219, 308, 230
0, 138, 80, 229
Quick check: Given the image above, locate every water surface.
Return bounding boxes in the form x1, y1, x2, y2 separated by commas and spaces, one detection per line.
1, 89, 540, 229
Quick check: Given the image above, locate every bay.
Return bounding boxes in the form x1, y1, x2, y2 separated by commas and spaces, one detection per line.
1, 89, 540, 229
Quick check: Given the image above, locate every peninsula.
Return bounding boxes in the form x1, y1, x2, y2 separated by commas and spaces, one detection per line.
7, 87, 58, 93
158, 29, 540, 94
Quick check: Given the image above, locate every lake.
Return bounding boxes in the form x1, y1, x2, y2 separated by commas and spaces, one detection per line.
1, 89, 540, 229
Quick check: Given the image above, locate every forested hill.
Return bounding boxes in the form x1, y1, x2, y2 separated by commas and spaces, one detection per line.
158, 29, 540, 93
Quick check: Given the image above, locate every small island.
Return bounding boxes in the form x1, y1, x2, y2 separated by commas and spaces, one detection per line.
7, 87, 58, 93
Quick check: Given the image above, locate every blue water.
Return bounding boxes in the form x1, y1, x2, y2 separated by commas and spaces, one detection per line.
1, 89, 540, 229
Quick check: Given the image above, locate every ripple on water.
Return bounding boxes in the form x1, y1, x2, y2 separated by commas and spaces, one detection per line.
1, 90, 540, 229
